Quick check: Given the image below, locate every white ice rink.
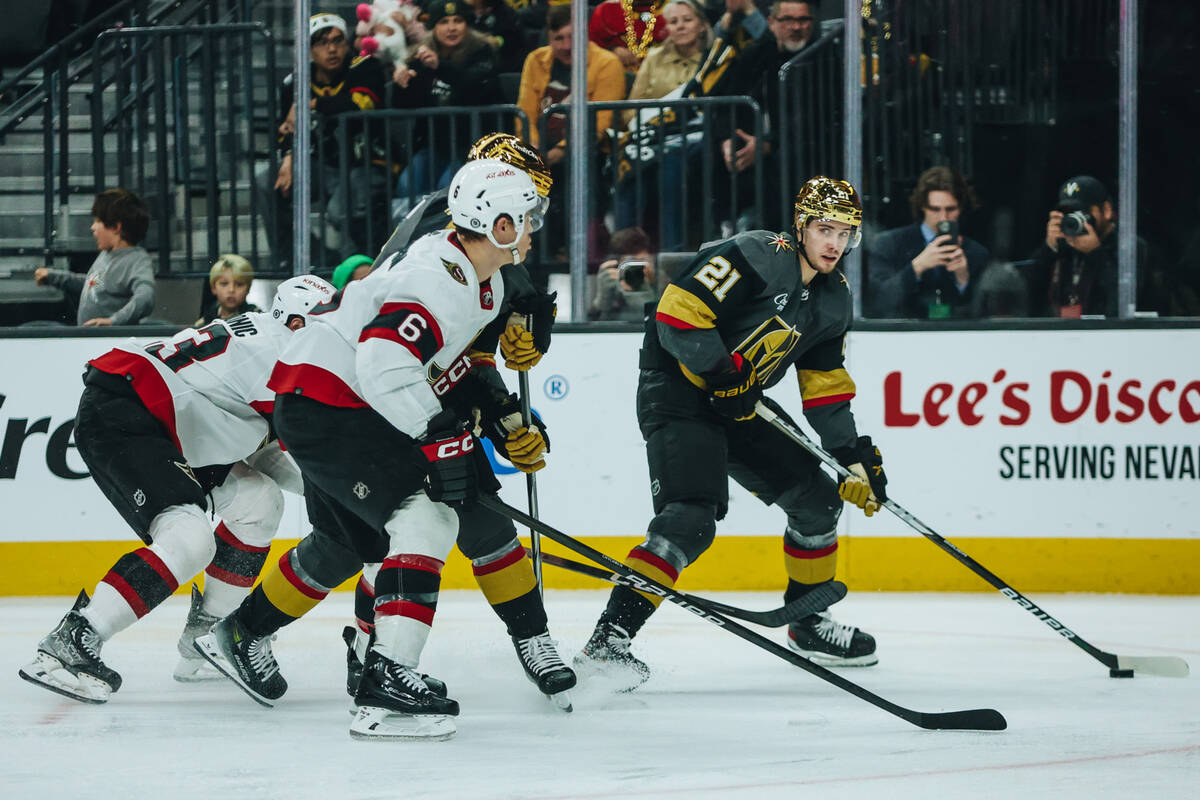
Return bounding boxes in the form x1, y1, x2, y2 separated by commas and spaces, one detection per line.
2, 589, 1197, 800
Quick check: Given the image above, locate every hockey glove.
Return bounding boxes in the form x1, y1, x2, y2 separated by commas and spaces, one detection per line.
418, 410, 479, 506
500, 292, 556, 371
830, 435, 887, 517
485, 394, 550, 473
705, 352, 762, 421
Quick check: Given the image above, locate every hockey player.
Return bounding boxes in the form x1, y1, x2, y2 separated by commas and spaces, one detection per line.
196, 160, 556, 741
575, 176, 889, 691
17, 276, 336, 704
341, 131, 573, 710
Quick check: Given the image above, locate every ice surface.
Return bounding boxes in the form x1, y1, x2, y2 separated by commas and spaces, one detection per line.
2, 590, 1197, 799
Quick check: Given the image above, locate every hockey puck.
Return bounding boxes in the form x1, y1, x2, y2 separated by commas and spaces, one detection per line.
1109, 668, 1135, 678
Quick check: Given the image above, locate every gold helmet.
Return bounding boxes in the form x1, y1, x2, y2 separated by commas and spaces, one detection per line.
793, 176, 863, 249
468, 133, 553, 199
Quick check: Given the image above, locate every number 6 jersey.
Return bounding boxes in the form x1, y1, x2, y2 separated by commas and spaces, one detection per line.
87, 312, 290, 467
268, 230, 506, 439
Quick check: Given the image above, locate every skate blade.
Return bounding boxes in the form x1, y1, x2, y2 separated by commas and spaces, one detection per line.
572, 656, 650, 694
786, 642, 879, 667
18, 654, 112, 704
548, 690, 573, 712
172, 654, 223, 683
192, 635, 278, 707
349, 706, 456, 741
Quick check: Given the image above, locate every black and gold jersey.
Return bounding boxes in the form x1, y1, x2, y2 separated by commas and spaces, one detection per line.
643, 229, 859, 450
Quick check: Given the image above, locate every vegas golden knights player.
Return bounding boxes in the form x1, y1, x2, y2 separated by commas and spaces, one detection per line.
576, 177, 890, 690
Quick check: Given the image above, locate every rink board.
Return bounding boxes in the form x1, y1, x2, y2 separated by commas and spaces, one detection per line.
1, 328, 1197, 595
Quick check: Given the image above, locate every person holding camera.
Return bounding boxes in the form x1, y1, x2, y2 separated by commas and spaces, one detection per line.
1023, 175, 1150, 318
590, 227, 659, 321
865, 166, 989, 319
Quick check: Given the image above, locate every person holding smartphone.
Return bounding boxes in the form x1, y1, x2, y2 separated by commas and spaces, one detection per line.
865, 166, 990, 319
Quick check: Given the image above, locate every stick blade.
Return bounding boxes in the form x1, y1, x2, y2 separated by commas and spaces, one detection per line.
1116, 655, 1190, 678
917, 708, 1007, 731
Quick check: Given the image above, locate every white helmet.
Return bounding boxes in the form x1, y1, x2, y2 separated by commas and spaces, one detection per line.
271, 274, 335, 326
448, 158, 540, 253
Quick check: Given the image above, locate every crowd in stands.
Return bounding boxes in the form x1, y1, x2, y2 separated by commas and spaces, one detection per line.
8, 1, 1200, 325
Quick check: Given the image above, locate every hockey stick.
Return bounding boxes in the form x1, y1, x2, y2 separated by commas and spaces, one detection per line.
517, 368, 544, 594
755, 401, 1190, 679
479, 495, 1006, 731
539, 551, 847, 627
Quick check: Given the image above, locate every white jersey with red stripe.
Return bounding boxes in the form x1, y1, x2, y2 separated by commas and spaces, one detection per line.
269, 229, 505, 438
89, 311, 288, 467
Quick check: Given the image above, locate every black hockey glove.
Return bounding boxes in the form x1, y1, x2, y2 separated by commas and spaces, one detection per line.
501, 291, 556, 371
830, 435, 887, 516
418, 410, 479, 506
484, 393, 550, 473
705, 353, 762, 421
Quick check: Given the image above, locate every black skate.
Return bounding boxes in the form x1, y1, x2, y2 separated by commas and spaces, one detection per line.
173, 585, 221, 682
18, 590, 123, 704
573, 621, 651, 693
193, 615, 287, 706
512, 632, 576, 712
349, 650, 459, 741
786, 610, 878, 666
342, 625, 447, 699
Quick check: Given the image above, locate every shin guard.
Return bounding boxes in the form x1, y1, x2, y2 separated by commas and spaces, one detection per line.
471, 540, 546, 639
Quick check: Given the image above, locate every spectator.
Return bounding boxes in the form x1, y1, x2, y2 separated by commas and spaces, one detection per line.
1022, 175, 1151, 318
590, 227, 659, 321
517, 5, 624, 255
866, 166, 990, 319
391, 1, 500, 219
331, 254, 375, 289
590, 0, 669, 73
614, 0, 712, 250
713, 0, 768, 46
703, 1, 823, 231
196, 254, 260, 326
255, 12, 390, 271
467, 0, 528, 73
33, 188, 154, 327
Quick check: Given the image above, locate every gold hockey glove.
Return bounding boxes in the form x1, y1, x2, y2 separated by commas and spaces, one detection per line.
831, 436, 887, 517
500, 322, 541, 371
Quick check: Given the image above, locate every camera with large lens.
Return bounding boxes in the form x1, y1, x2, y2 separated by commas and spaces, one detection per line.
618, 259, 648, 291
1060, 210, 1093, 237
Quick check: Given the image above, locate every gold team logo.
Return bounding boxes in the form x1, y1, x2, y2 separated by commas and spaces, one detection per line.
733, 316, 801, 385
767, 233, 793, 253
441, 258, 468, 285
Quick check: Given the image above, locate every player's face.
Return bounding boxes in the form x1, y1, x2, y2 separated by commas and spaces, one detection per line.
435, 16, 467, 48
802, 219, 853, 272
212, 271, 249, 312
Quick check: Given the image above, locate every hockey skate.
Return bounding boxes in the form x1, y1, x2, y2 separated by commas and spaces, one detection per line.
193, 615, 287, 706
786, 610, 878, 666
18, 590, 123, 704
573, 621, 651, 693
512, 632, 576, 712
173, 585, 221, 682
349, 650, 459, 741
342, 626, 447, 700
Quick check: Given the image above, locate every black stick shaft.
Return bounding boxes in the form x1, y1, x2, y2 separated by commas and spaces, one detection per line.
517, 367, 543, 594
479, 495, 1005, 731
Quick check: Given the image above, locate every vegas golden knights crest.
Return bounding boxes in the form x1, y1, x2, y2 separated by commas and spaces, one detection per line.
442, 258, 468, 285
733, 316, 801, 385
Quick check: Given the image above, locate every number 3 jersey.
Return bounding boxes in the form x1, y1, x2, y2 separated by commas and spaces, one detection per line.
88, 312, 289, 467
268, 230, 506, 439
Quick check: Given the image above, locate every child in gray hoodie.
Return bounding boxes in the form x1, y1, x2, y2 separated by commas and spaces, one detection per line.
35, 188, 155, 326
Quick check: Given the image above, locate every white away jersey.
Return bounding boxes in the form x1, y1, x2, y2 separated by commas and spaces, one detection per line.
89, 311, 289, 467
269, 230, 505, 438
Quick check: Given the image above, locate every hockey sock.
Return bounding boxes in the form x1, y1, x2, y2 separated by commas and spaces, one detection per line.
354, 573, 376, 634
372, 554, 444, 667
85, 504, 214, 640
782, 526, 838, 600
597, 546, 679, 638
471, 540, 547, 639
202, 522, 271, 619
238, 547, 332, 636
